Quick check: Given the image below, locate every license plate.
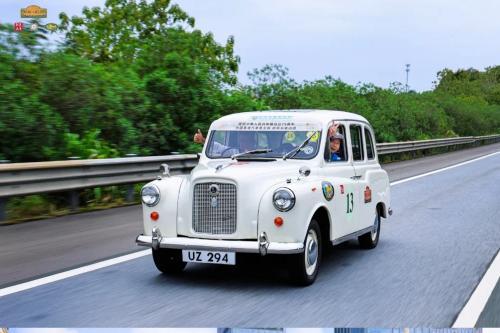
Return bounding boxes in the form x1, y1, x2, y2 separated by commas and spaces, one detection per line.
182, 250, 235, 265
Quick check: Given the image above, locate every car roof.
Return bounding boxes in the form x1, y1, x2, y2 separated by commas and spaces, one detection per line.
211, 110, 369, 127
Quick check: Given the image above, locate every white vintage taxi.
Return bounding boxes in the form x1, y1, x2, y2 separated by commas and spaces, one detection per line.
136, 110, 391, 285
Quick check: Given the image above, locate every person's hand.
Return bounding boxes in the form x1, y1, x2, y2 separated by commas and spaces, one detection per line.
193, 129, 205, 144
328, 122, 339, 137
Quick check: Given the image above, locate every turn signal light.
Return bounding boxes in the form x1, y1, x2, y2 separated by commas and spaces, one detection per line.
150, 211, 159, 221
274, 216, 284, 227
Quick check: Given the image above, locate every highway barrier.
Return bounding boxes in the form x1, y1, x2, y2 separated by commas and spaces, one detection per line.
0, 134, 499, 221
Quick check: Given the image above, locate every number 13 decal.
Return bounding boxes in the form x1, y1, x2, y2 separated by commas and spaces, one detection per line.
346, 192, 354, 214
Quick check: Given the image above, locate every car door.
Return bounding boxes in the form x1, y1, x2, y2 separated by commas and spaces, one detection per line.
318, 121, 358, 240
348, 122, 366, 232
356, 125, 379, 229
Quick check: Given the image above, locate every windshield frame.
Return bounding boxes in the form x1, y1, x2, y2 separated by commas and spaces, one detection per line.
204, 129, 323, 160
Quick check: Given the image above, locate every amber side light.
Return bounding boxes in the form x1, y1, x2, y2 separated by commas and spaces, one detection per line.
274, 216, 284, 227
150, 211, 159, 221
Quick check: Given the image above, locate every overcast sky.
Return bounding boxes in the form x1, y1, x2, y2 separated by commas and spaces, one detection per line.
1, 0, 500, 91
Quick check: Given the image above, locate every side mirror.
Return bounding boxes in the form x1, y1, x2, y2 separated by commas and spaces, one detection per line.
299, 166, 311, 177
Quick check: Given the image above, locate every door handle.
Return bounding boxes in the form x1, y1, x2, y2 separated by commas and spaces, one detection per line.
350, 175, 362, 180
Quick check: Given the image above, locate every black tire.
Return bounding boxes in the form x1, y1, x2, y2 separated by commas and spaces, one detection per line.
358, 211, 381, 249
152, 248, 187, 274
289, 219, 322, 286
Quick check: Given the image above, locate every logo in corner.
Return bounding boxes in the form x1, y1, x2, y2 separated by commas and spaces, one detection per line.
14, 22, 24, 32
21, 5, 47, 18
44, 23, 58, 32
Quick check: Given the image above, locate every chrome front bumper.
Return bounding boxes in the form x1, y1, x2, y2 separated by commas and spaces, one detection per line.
136, 228, 304, 256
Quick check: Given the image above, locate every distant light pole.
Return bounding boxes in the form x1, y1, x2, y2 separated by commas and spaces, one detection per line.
405, 64, 411, 92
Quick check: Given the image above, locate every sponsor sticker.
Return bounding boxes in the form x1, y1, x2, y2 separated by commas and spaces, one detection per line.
306, 131, 319, 142
364, 186, 372, 203
322, 181, 334, 201
285, 131, 296, 142
302, 145, 314, 155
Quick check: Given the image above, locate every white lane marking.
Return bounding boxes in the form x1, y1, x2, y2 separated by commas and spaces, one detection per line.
0, 150, 498, 299
453, 250, 500, 327
0, 249, 151, 298
391, 151, 500, 186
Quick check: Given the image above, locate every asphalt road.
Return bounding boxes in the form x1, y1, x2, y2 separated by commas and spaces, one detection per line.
0, 145, 498, 327
0, 205, 142, 288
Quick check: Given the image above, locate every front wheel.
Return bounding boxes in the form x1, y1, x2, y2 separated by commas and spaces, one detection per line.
289, 219, 322, 286
358, 211, 381, 249
152, 248, 187, 274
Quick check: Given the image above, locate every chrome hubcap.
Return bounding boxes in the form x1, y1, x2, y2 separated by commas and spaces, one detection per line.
305, 229, 318, 275
371, 215, 379, 242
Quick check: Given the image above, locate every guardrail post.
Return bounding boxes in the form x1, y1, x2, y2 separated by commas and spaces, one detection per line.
0, 197, 6, 221
125, 154, 137, 202
67, 157, 80, 212
0, 160, 11, 221
126, 186, 135, 202
69, 191, 79, 212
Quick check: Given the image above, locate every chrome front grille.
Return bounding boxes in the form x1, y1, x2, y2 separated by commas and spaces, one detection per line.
192, 182, 237, 234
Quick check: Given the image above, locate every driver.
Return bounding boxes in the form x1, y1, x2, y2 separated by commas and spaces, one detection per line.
193, 129, 256, 157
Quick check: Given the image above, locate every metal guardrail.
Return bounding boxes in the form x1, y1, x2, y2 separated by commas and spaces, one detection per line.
0, 134, 499, 221
377, 135, 500, 154
377, 137, 476, 154
0, 155, 198, 198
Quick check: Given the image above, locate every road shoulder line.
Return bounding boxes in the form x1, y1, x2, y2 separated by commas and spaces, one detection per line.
0, 249, 150, 298
452, 250, 500, 327
390, 151, 499, 186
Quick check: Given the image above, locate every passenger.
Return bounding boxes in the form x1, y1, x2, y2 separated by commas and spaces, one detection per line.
193, 129, 206, 144
193, 129, 255, 157
329, 133, 344, 161
327, 122, 345, 161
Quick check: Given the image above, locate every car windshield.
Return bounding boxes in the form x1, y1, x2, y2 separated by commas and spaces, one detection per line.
205, 130, 322, 159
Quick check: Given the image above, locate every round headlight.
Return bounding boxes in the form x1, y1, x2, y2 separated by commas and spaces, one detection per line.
141, 185, 160, 207
273, 187, 295, 212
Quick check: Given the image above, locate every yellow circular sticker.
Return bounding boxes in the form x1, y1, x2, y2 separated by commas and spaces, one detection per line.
285, 131, 296, 142
307, 131, 319, 142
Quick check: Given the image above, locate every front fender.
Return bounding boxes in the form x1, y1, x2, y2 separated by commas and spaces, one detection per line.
257, 179, 328, 243
141, 176, 185, 237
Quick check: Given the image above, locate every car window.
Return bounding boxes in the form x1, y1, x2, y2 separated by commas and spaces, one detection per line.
350, 124, 364, 161
213, 131, 226, 145
325, 123, 348, 162
364, 127, 375, 160
205, 130, 321, 159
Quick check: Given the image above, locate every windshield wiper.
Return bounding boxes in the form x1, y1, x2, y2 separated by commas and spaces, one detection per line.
231, 148, 273, 160
283, 131, 319, 160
